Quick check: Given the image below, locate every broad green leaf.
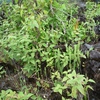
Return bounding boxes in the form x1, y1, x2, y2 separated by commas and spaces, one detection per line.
71, 86, 77, 98
33, 20, 39, 28
77, 85, 85, 96
62, 76, 68, 82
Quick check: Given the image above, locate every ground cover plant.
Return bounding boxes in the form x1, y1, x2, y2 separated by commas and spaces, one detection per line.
0, 0, 99, 100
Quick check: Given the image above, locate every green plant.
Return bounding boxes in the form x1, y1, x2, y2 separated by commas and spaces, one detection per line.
84, 2, 100, 41
0, 0, 98, 100
0, 89, 43, 100
0, 0, 98, 77
0, 66, 5, 78
0, 89, 33, 100
0, 0, 77, 76
0, 0, 97, 77
52, 70, 95, 100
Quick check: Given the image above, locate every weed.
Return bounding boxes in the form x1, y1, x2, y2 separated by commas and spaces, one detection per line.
52, 70, 95, 99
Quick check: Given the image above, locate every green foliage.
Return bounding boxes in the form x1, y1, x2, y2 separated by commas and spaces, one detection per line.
84, 2, 100, 39
0, 0, 98, 99
0, 0, 87, 77
0, 66, 5, 78
52, 70, 95, 99
0, 89, 43, 100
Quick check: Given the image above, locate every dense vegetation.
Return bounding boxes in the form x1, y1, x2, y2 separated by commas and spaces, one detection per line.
0, 0, 99, 100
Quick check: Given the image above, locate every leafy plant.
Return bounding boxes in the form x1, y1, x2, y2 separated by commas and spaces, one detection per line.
0, 0, 97, 77
0, 89, 33, 100
0, 89, 43, 100
0, 0, 78, 76
52, 70, 95, 99
0, 0, 98, 78
0, 0, 98, 100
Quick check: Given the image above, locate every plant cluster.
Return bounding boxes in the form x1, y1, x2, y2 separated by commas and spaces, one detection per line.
0, 0, 86, 77
0, 89, 43, 100
52, 70, 95, 100
0, 0, 98, 99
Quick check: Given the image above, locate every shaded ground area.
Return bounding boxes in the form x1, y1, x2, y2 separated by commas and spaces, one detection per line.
81, 42, 100, 100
